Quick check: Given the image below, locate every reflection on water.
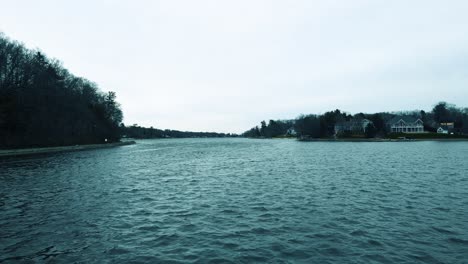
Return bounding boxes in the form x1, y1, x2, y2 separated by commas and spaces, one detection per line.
1, 138, 468, 263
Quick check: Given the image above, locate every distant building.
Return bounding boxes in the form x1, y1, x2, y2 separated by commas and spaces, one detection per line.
437, 127, 449, 134
334, 119, 373, 135
388, 116, 424, 133
286, 127, 297, 136
440, 122, 455, 129
437, 122, 455, 134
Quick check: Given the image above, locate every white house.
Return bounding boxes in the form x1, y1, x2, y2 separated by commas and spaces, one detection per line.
388, 116, 424, 133
437, 127, 449, 134
286, 127, 297, 136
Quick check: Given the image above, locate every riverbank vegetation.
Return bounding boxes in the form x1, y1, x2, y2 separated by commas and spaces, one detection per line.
243, 102, 468, 139
0, 33, 123, 149
0, 141, 135, 158
387, 132, 468, 140
2, 33, 467, 148
0, 33, 233, 149
122, 125, 237, 139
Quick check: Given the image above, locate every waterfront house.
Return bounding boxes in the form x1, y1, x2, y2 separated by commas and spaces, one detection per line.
334, 118, 373, 135
440, 122, 455, 128
286, 127, 297, 136
437, 127, 449, 134
437, 122, 455, 134
388, 116, 424, 133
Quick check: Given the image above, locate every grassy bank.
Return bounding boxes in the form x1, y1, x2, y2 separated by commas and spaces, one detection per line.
387, 133, 468, 139
0, 141, 136, 158
297, 134, 468, 142
297, 138, 391, 142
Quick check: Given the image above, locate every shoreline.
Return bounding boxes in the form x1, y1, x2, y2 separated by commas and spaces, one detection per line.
0, 141, 136, 158
297, 138, 468, 142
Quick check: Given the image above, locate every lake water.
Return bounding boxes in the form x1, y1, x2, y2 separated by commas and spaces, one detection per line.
1, 138, 468, 263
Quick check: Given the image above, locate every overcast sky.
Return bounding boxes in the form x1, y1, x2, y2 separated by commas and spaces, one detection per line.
1, 0, 468, 133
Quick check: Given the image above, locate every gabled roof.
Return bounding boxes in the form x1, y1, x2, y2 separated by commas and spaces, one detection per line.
388, 115, 422, 125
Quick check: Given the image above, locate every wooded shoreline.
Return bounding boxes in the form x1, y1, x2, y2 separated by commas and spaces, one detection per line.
296, 138, 468, 142
0, 141, 136, 158
245, 136, 468, 142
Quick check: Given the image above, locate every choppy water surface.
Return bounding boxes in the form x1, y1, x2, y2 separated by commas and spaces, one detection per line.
1, 139, 468, 263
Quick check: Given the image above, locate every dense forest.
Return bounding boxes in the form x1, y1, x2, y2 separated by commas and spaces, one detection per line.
0, 33, 233, 149
0, 33, 123, 149
243, 102, 468, 139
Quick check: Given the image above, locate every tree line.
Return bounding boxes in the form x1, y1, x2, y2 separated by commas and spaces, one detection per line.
0, 33, 123, 149
243, 102, 468, 139
122, 124, 236, 139
2, 32, 467, 147
0, 33, 236, 149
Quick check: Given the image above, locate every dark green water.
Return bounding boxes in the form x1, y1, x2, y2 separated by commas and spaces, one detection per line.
1, 138, 468, 263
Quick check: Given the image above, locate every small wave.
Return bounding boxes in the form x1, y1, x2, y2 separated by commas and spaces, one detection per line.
362, 254, 391, 264
107, 246, 131, 255
281, 249, 312, 259
139, 197, 155, 202
237, 255, 270, 262
319, 247, 344, 257
307, 233, 333, 239
367, 239, 383, 247
220, 209, 238, 214
335, 216, 359, 225
350, 230, 367, 237
138, 225, 160, 232
179, 223, 197, 232
432, 226, 457, 235
207, 257, 236, 264
251, 206, 268, 212
251, 227, 272, 235
182, 254, 199, 261
154, 234, 180, 247
222, 242, 239, 249
448, 237, 468, 245
407, 252, 441, 263
433, 207, 450, 212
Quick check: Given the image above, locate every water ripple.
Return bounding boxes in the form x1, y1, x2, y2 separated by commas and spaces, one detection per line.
1, 139, 468, 263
